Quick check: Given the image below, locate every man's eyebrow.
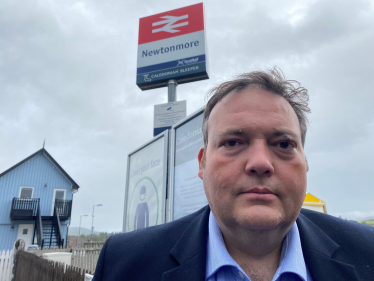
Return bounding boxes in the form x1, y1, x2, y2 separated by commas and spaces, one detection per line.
270, 129, 300, 140
215, 129, 245, 139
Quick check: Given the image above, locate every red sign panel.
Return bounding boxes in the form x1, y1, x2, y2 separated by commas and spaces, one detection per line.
138, 3, 204, 45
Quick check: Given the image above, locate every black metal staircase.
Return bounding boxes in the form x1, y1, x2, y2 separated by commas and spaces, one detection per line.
40, 205, 64, 248
11, 198, 67, 248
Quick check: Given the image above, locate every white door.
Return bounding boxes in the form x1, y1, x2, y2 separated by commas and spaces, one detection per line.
16, 224, 34, 249
51, 189, 66, 215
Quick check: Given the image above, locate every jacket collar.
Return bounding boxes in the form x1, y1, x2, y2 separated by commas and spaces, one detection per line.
296, 211, 360, 281
163, 206, 361, 281
162, 206, 210, 281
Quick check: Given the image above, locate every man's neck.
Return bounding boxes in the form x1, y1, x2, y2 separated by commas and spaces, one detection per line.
220, 225, 290, 281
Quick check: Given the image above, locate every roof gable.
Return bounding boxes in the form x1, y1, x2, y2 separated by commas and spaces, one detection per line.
0, 148, 79, 190
304, 192, 325, 203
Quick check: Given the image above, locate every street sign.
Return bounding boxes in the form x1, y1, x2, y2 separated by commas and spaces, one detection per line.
154, 100, 186, 136
137, 3, 209, 90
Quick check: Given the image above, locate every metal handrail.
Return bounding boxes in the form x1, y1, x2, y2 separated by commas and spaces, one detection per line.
55, 199, 72, 217
54, 205, 63, 247
10, 198, 39, 217
36, 203, 44, 247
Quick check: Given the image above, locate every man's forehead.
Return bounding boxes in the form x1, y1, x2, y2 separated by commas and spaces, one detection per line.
207, 87, 301, 138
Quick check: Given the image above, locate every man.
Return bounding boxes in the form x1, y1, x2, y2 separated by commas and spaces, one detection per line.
93, 68, 374, 281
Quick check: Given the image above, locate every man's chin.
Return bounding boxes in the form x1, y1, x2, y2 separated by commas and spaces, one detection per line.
236, 208, 288, 232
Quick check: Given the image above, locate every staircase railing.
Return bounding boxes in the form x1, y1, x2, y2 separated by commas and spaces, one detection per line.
10, 198, 39, 219
54, 199, 72, 218
53, 204, 63, 248
36, 202, 44, 248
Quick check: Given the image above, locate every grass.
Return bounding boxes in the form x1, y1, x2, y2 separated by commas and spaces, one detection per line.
356, 220, 374, 227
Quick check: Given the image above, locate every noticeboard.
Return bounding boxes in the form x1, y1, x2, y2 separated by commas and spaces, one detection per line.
168, 106, 208, 221
154, 100, 187, 136
123, 130, 169, 232
137, 3, 209, 90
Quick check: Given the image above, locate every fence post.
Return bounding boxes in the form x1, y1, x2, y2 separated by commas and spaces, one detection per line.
12, 240, 25, 281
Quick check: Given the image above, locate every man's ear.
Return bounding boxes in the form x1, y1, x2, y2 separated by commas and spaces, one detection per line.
197, 147, 205, 180
305, 156, 309, 172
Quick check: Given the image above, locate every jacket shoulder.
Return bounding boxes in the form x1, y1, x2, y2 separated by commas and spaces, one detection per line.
93, 206, 208, 281
300, 208, 374, 238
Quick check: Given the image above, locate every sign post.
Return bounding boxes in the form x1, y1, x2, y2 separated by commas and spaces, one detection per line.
168, 79, 177, 102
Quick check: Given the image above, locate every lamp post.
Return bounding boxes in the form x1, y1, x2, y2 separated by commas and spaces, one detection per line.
79, 215, 88, 247
91, 204, 102, 242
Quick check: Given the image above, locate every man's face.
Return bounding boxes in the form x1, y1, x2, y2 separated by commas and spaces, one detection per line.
140, 193, 146, 201
198, 87, 308, 234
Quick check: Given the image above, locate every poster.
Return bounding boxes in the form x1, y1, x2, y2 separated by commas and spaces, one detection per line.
173, 112, 208, 220
125, 135, 166, 232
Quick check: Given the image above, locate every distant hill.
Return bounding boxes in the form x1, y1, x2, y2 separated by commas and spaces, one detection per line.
68, 227, 100, 236
363, 216, 374, 221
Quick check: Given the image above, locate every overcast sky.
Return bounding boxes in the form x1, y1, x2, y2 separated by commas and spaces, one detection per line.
1, 0, 373, 232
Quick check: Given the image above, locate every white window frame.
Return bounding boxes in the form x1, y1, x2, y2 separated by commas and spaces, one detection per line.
51, 189, 66, 215
19, 186, 34, 199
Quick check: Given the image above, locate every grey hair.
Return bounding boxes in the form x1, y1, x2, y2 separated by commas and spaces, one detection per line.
202, 67, 310, 147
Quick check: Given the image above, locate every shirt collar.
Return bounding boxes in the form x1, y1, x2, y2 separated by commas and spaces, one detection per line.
206, 211, 309, 281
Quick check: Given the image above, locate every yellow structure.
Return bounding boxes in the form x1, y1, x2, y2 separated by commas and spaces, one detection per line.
302, 193, 327, 214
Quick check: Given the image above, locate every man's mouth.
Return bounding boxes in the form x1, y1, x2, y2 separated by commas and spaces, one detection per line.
240, 187, 277, 199
244, 187, 275, 194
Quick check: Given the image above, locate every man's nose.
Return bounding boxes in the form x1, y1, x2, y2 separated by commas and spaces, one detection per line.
244, 141, 274, 177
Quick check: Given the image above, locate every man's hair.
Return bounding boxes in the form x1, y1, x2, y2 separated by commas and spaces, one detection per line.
202, 67, 310, 147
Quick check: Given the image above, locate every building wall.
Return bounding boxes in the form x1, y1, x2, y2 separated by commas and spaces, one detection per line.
302, 205, 325, 213
0, 151, 74, 250
0, 152, 73, 224
0, 224, 19, 251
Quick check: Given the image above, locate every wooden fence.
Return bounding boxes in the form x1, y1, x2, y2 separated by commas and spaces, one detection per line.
0, 250, 14, 281
14, 251, 93, 281
27, 248, 100, 274
71, 250, 99, 273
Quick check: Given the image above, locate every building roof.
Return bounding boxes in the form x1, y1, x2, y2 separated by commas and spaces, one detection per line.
303, 192, 327, 214
304, 192, 325, 203
0, 148, 79, 190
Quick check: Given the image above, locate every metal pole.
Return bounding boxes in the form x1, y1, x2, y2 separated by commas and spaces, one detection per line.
79, 216, 82, 236
79, 215, 87, 247
91, 205, 95, 242
167, 79, 177, 102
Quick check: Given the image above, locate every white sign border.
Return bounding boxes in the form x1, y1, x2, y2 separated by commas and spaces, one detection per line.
122, 129, 169, 232
167, 106, 205, 223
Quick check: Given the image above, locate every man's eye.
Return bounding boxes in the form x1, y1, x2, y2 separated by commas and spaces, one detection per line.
225, 140, 238, 147
278, 141, 294, 149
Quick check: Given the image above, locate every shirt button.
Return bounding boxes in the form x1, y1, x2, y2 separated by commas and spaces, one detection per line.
238, 271, 245, 279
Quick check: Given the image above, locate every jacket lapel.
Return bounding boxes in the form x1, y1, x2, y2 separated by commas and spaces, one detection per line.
162, 206, 210, 281
297, 213, 360, 281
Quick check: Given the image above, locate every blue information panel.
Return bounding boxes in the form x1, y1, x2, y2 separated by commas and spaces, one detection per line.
172, 111, 208, 220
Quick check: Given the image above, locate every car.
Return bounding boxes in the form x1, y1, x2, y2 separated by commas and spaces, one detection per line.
27, 244, 39, 251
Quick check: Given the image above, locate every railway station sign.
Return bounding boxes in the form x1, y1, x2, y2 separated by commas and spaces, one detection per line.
136, 3, 209, 90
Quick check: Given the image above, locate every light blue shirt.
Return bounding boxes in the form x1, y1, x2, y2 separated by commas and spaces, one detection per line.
206, 212, 313, 281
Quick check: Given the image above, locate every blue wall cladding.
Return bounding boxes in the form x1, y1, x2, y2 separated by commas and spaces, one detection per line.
0, 152, 73, 224
0, 224, 19, 251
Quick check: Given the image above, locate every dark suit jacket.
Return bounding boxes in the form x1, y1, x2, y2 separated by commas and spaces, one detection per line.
93, 206, 374, 281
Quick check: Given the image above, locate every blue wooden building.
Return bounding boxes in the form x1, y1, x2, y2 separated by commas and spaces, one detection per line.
0, 148, 79, 251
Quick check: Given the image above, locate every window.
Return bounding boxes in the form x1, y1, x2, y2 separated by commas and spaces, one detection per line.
55, 190, 65, 200
51, 189, 66, 215
23, 229, 28, 235
20, 187, 33, 199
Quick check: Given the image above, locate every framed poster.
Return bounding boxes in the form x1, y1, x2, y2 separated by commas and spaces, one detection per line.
123, 130, 169, 232
168, 106, 207, 221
